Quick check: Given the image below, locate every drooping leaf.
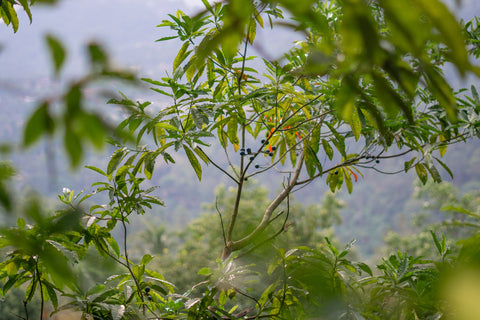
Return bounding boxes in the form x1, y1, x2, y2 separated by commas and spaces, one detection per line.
45, 34, 66, 76
23, 101, 55, 147
64, 130, 83, 168
174, 42, 190, 72
415, 163, 428, 184
107, 148, 127, 177
88, 42, 109, 71
434, 156, 453, 179
322, 139, 334, 160
184, 145, 202, 180
17, 0, 32, 23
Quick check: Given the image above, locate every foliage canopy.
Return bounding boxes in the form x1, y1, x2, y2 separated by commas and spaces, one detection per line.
1, 0, 480, 319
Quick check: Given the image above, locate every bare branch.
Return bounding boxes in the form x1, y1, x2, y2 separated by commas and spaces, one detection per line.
197, 146, 239, 183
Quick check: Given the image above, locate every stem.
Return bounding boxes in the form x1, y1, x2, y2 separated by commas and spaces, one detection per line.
120, 215, 146, 315
197, 146, 238, 183
23, 300, 29, 320
227, 152, 304, 253
34, 261, 44, 320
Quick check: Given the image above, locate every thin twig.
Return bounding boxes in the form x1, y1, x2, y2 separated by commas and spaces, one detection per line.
216, 197, 227, 247
197, 146, 239, 183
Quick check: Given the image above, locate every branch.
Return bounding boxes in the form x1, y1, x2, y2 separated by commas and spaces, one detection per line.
216, 197, 227, 247
227, 152, 304, 253
197, 146, 239, 183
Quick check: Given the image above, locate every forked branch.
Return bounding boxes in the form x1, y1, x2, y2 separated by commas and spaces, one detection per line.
222, 152, 304, 258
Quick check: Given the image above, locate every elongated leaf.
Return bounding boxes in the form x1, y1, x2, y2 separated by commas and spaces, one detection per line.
373, 73, 413, 122
415, 163, 428, 184
23, 102, 54, 147
184, 145, 202, 180
17, 0, 32, 23
173, 42, 190, 71
144, 153, 155, 180
3, 2, 18, 32
155, 35, 178, 42
227, 116, 239, 145
417, 0, 470, 75
64, 130, 82, 167
404, 157, 417, 173
87, 284, 106, 297
434, 157, 453, 179
427, 165, 442, 183
46, 34, 66, 76
322, 139, 334, 160
194, 146, 210, 164
85, 165, 107, 177
44, 282, 58, 309
107, 148, 126, 177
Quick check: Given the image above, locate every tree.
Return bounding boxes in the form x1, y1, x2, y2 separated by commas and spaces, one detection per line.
1, 0, 480, 319
123, 0, 480, 261
148, 181, 344, 292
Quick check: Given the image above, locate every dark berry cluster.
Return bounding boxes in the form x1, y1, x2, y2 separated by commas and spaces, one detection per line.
145, 286, 152, 301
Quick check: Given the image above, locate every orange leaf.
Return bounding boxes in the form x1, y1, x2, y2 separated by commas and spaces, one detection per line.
347, 167, 358, 182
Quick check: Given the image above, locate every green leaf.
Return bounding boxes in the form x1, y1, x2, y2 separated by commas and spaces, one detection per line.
415, 163, 428, 184
197, 267, 212, 276
194, 146, 210, 165
434, 157, 453, 179
373, 73, 413, 122
16, 218, 26, 229
356, 262, 373, 276
441, 205, 480, 219
87, 284, 106, 297
350, 107, 362, 141
427, 165, 442, 183
107, 148, 126, 177
155, 35, 178, 42
141, 254, 154, 266
44, 282, 58, 309
106, 236, 120, 257
472, 85, 480, 108
184, 145, 202, 181
64, 130, 83, 167
336, 80, 357, 122
81, 113, 107, 149
23, 102, 54, 147
344, 168, 353, 193
322, 139, 334, 160
46, 34, 66, 76
404, 157, 417, 173
191, 107, 208, 129
85, 165, 107, 177
304, 144, 322, 178
227, 116, 239, 145
17, 0, 32, 23
430, 231, 443, 256
173, 42, 190, 72
88, 42, 109, 71
3, 2, 18, 32
416, 0, 470, 75
144, 153, 155, 180
201, 0, 213, 12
